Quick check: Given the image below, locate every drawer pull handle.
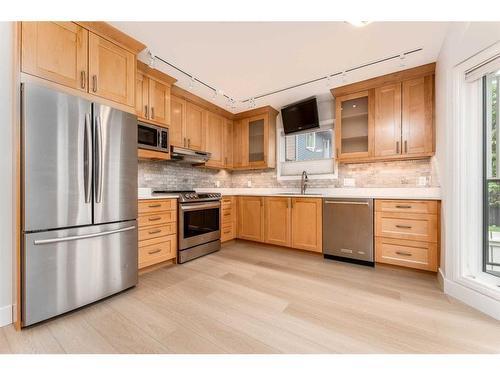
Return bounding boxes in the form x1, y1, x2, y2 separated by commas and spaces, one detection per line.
149, 217, 162, 222
395, 225, 412, 229
148, 229, 162, 234
395, 205, 412, 209
395, 251, 412, 257
223, 213, 231, 216
148, 204, 162, 208
223, 230, 231, 234
148, 249, 162, 255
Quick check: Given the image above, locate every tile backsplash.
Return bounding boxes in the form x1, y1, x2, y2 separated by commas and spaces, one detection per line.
139, 158, 439, 190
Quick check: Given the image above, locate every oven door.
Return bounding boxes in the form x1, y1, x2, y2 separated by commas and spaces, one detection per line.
179, 201, 220, 250
138, 123, 160, 151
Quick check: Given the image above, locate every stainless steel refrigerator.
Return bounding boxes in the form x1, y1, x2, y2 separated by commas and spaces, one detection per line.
21, 83, 138, 326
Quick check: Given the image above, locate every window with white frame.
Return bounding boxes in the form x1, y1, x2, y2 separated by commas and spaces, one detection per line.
279, 126, 335, 178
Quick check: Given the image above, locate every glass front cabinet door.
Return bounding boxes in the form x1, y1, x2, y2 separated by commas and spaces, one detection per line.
247, 114, 268, 167
335, 90, 374, 161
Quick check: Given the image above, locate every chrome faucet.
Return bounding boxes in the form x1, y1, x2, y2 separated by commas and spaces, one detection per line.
300, 170, 309, 195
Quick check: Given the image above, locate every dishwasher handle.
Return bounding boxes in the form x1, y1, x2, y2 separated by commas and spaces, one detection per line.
324, 200, 370, 206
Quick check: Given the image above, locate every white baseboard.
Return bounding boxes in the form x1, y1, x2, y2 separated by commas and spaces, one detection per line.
0, 305, 12, 327
443, 276, 500, 321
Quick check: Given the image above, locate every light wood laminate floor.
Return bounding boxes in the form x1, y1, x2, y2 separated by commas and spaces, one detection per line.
2, 240, 500, 354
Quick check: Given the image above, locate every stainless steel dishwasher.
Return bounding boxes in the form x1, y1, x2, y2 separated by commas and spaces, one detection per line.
322, 198, 374, 266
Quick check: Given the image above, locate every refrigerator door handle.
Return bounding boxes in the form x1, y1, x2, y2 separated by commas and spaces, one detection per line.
84, 113, 92, 203
33, 225, 136, 245
94, 115, 103, 203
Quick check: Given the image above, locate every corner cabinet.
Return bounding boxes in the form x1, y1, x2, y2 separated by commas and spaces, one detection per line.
204, 111, 225, 168
232, 106, 278, 170
21, 22, 144, 109
332, 63, 435, 163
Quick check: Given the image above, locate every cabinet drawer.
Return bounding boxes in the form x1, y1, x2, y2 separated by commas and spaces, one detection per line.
138, 223, 176, 241
375, 237, 437, 271
138, 211, 176, 227
138, 199, 177, 214
221, 224, 235, 242
221, 209, 233, 224
138, 235, 176, 269
375, 212, 437, 242
375, 200, 437, 214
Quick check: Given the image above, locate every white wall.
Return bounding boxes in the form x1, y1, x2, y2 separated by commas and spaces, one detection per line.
435, 22, 500, 318
0, 22, 13, 327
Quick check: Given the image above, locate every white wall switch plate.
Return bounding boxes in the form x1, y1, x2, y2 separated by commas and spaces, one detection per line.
215, 180, 220, 188
343, 178, 356, 187
247, 180, 252, 187
417, 176, 428, 187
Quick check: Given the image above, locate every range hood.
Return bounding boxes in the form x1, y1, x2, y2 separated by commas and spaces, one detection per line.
170, 146, 211, 165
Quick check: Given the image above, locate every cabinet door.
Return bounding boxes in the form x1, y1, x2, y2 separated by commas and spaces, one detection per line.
21, 22, 88, 91
185, 102, 205, 150
247, 115, 268, 167
224, 119, 234, 168
374, 83, 402, 157
237, 196, 264, 242
135, 71, 149, 120
232, 120, 248, 168
149, 78, 171, 127
88, 32, 135, 107
402, 76, 434, 155
335, 91, 373, 161
170, 95, 186, 147
291, 198, 322, 252
264, 197, 291, 247
205, 111, 224, 168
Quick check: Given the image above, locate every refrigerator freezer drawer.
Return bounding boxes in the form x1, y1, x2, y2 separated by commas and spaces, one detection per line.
22, 221, 138, 326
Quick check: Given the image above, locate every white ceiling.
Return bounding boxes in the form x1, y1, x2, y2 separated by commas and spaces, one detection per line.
111, 22, 450, 113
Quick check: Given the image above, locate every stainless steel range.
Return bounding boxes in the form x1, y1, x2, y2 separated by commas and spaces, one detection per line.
153, 190, 222, 263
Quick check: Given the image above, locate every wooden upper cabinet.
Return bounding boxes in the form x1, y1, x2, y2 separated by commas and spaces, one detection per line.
291, 198, 322, 252
88, 32, 135, 107
170, 95, 186, 147
205, 111, 225, 168
402, 76, 434, 156
232, 107, 278, 170
331, 63, 435, 163
264, 197, 291, 247
136, 70, 149, 120
21, 22, 88, 91
374, 83, 402, 157
335, 90, 373, 161
148, 78, 171, 126
185, 102, 205, 151
224, 119, 234, 168
237, 196, 264, 242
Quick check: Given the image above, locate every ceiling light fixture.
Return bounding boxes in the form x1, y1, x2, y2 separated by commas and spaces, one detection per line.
496, 69, 500, 76
342, 71, 347, 83
347, 21, 372, 27
399, 53, 406, 68
147, 49, 155, 68
189, 76, 196, 89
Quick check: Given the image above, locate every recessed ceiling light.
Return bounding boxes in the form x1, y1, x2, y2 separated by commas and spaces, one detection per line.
496, 69, 500, 76
347, 21, 372, 27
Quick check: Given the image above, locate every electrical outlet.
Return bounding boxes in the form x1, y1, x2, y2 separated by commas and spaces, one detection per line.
417, 176, 428, 187
215, 180, 220, 188
247, 180, 252, 187
343, 178, 355, 187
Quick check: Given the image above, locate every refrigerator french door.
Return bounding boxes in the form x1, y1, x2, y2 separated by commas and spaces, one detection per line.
21, 83, 138, 326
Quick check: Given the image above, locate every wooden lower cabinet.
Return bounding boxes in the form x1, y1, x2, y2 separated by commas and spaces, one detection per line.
138, 198, 177, 269
221, 196, 236, 242
291, 198, 323, 252
374, 199, 439, 272
237, 196, 264, 242
236, 196, 322, 253
264, 197, 291, 247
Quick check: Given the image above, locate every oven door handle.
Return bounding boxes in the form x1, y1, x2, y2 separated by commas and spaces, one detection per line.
180, 202, 221, 211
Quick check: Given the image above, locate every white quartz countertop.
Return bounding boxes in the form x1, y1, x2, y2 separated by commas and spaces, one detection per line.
196, 187, 441, 200
138, 187, 441, 200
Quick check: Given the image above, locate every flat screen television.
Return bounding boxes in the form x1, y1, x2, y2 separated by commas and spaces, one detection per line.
281, 97, 320, 134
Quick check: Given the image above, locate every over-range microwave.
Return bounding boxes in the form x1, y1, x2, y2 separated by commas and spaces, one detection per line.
138, 121, 169, 153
